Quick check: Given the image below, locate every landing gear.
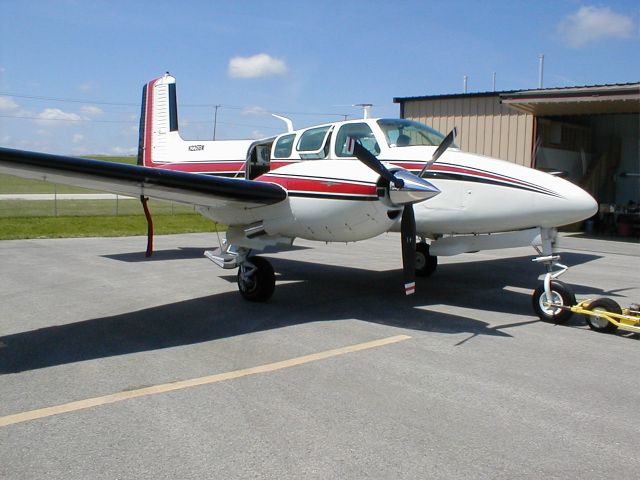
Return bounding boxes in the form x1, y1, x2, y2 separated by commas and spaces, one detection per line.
532, 280, 575, 323
415, 242, 437, 277
237, 254, 275, 302
531, 227, 576, 322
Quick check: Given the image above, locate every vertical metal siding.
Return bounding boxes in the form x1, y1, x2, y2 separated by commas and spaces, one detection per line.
400, 95, 534, 167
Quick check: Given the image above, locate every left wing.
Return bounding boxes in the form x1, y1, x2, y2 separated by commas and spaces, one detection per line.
0, 147, 287, 209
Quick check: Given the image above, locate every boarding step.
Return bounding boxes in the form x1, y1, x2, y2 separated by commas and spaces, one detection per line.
204, 248, 237, 269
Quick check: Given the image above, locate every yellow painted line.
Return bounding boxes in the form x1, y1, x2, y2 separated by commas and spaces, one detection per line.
0, 334, 411, 428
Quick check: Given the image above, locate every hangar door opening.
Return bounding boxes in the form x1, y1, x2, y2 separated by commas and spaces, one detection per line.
534, 113, 639, 236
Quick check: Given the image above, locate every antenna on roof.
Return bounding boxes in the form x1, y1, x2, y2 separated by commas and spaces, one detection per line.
538, 54, 545, 89
353, 103, 373, 119
272, 114, 294, 133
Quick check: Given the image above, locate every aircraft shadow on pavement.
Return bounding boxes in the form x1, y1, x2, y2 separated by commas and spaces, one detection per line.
103, 244, 310, 262
0, 251, 603, 374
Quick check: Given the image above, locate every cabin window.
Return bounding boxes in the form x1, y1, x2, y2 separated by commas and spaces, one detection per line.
273, 133, 295, 158
296, 125, 332, 159
297, 126, 331, 152
335, 123, 379, 157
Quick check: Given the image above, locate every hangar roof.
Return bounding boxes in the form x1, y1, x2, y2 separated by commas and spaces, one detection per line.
394, 83, 640, 116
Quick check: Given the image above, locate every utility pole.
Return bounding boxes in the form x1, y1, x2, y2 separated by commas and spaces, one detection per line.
538, 54, 545, 89
213, 104, 221, 140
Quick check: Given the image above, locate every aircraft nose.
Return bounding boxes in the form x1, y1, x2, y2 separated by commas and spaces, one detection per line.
561, 182, 598, 224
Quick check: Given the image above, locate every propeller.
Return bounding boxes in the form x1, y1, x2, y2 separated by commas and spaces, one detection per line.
419, 127, 457, 177
401, 202, 417, 296
349, 137, 440, 295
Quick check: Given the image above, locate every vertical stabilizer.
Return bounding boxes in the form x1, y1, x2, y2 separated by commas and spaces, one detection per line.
137, 73, 263, 174
138, 73, 179, 166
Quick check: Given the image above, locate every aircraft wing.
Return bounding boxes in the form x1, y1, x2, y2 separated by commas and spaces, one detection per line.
0, 147, 287, 209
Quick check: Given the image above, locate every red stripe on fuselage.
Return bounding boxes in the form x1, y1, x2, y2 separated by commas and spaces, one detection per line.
392, 161, 546, 191
256, 174, 377, 196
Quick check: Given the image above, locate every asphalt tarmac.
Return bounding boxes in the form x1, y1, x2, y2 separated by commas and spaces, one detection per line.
1, 233, 638, 479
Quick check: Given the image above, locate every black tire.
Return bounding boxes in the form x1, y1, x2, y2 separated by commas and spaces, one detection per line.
237, 256, 275, 302
584, 298, 620, 333
415, 243, 437, 277
532, 280, 576, 323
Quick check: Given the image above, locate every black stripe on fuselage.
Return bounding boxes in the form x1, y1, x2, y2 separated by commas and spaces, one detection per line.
412, 170, 562, 197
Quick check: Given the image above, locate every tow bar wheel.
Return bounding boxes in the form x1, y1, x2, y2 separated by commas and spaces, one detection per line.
532, 280, 576, 323
584, 298, 621, 333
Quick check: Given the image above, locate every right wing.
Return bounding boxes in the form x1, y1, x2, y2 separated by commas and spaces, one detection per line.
0, 147, 287, 210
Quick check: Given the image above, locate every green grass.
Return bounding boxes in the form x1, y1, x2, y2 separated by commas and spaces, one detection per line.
0, 213, 221, 240
0, 155, 228, 239
0, 198, 197, 218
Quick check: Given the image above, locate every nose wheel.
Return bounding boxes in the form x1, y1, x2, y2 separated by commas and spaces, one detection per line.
237, 255, 275, 302
532, 280, 575, 323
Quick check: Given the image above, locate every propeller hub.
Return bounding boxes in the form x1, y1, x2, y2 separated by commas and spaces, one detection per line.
388, 170, 440, 205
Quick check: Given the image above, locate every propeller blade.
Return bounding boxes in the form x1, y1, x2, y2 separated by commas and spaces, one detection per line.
350, 138, 404, 188
401, 205, 416, 296
419, 127, 457, 177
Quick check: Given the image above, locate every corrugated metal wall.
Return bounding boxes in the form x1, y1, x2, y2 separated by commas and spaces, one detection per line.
401, 95, 535, 166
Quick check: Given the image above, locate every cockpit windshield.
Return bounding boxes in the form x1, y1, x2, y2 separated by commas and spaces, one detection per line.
377, 119, 448, 147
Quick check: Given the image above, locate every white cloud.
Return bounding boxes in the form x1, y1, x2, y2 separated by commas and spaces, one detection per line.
36, 108, 83, 124
80, 104, 104, 116
111, 146, 137, 155
72, 134, 84, 144
228, 53, 288, 79
558, 6, 635, 48
242, 105, 269, 116
79, 82, 95, 92
0, 96, 18, 110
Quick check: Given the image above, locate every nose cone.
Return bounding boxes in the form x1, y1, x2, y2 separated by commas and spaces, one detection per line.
389, 170, 441, 205
545, 178, 598, 227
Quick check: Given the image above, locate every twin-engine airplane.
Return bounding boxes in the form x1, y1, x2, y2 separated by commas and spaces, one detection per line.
0, 73, 597, 303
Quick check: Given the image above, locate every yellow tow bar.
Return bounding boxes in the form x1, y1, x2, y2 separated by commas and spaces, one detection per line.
548, 298, 640, 334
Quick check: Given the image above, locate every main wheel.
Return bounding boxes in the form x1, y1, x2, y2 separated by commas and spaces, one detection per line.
415, 243, 437, 277
532, 280, 576, 323
584, 298, 620, 333
237, 256, 275, 302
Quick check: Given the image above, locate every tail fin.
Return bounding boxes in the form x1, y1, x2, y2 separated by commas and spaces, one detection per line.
137, 73, 256, 172
137, 73, 180, 167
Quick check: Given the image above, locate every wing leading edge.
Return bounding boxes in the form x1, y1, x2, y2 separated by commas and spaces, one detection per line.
0, 147, 287, 208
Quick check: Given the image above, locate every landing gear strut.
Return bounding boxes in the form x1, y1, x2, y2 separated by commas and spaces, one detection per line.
531, 228, 576, 323
236, 249, 275, 302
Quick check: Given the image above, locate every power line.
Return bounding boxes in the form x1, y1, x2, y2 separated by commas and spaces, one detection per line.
0, 93, 350, 118
0, 113, 284, 130
0, 92, 137, 106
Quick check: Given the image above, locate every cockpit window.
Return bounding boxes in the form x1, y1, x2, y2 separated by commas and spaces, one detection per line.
335, 122, 380, 157
273, 133, 295, 158
377, 119, 448, 147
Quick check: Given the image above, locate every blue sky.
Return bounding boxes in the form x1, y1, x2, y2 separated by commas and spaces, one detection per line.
1, 0, 638, 155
